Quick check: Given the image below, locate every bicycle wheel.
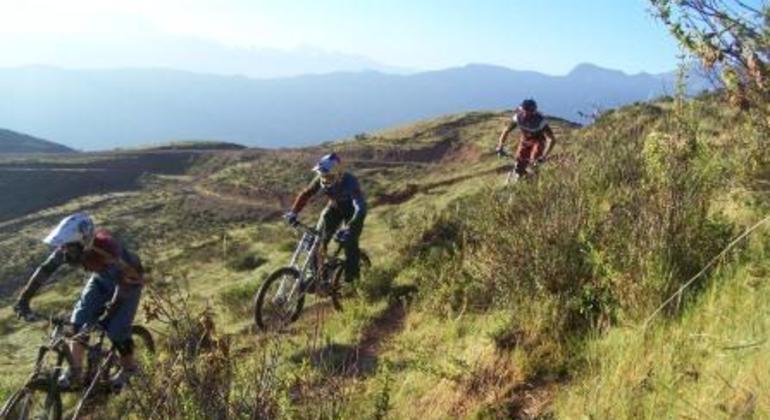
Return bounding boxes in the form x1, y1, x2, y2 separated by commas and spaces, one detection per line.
105, 325, 156, 378
254, 267, 304, 331
330, 250, 372, 312
130, 325, 156, 356
1, 381, 62, 420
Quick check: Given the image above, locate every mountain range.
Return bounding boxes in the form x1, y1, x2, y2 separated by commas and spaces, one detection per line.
0, 63, 709, 150
0, 128, 74, 153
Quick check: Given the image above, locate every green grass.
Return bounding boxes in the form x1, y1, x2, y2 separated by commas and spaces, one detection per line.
555, 228, 770, 418
1, 99, 768, 419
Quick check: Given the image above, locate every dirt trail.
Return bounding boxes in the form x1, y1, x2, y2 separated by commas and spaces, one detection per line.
288, 285, 416, 378
373, 162, 512, 206
503, 374, 565, 419
351, 295, 409, 374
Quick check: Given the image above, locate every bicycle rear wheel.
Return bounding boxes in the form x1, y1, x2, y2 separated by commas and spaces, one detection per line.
330, 251, 372, 312
105, 325, 156, 378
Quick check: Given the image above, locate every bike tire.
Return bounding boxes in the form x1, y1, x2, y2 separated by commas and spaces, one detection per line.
330, 250, 372, 312
1, 383, 62, 420
254, 267, 304, 331
130, 325, 156, 355
105, 325, 157, 378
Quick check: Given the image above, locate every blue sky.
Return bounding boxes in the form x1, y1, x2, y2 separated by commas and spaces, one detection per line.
250, 0, 681, 74
0, 0, 682, 75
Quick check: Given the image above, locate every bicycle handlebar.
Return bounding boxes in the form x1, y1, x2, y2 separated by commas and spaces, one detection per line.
290, 220, 348, 246
290, 220, 320, 236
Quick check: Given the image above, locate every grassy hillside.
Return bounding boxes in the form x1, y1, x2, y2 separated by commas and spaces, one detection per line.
0, 99, 767, 418
0, 128, 74, 154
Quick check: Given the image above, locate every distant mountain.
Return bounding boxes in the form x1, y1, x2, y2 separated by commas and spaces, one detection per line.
0, 128, 74, 153
0, 35, 412, 79
0, 64, 711, 150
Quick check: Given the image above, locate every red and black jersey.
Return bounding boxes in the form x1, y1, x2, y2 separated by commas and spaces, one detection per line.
81, 229, 122, 272
511, 110, 553, 142
39, 229, 144, 285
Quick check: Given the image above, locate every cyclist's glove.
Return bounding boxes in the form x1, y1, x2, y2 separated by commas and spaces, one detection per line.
335, 229, 351, 243
495, 146, 506, 157
13, 301, 37, 322
283, 211, 299, 226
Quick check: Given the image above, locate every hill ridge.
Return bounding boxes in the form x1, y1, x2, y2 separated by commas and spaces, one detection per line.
0, 128, 74, 154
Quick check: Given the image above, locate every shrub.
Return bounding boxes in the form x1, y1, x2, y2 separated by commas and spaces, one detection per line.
397, 100, 734, 358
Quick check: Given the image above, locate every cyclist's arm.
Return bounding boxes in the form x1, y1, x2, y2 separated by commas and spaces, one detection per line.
349, 178, 367, 225
17, 250, 65, 306
542, 124, 556, 158
497, 121, 517, 150
291, 177, 321, 214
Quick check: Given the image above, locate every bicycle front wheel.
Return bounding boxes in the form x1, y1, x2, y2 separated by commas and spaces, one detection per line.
1, 384, 62, 420
254, 267, 304, 331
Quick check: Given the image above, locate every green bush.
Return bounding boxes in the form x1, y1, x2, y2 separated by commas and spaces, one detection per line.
398, 100, 734, 357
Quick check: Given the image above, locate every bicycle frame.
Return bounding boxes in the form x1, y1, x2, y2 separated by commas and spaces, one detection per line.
39, 317, 111, 376
499, 148, 546, 185
275, 221, 345, 304
274, 222, 323, 304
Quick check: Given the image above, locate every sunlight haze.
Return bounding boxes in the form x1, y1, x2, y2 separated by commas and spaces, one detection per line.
0, 0, 681, 76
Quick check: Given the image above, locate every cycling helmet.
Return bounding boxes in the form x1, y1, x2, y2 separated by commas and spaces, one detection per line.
521, 98, 538, 112
43, 212, 95, 248
313, 153, 342, 187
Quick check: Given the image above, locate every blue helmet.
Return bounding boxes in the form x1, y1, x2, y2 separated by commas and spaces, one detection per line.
313, 153, 342, 186
520, 98, 538, 112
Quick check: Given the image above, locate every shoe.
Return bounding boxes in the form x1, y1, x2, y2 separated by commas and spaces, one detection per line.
109, 367, 138, 391
57, 367, 82, 389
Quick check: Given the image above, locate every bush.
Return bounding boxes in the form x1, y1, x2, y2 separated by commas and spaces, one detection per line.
100, 282, 288, 419
398, 101, 734, 355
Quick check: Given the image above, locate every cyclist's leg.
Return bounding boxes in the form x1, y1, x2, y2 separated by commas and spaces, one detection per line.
71, 273, 112, 330
68, 273, 113, 382
530, 140, 544, 162
103, 282, 142, 374
318, 206, 343, 247
515, 141, 533, 176
342, 212, 365, 283
310, 207, 343, 276
527, 140, 545, 173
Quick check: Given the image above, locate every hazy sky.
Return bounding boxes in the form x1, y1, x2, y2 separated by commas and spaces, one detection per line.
0, 0, 682, 76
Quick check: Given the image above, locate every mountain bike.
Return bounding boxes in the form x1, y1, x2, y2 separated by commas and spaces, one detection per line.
497, 148, 547, 185
0, 314, 155, 420
253, 220, 371, 331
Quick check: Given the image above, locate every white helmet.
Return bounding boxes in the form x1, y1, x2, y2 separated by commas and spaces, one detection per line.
313, 153, 342, 187
43, 213, 95, 248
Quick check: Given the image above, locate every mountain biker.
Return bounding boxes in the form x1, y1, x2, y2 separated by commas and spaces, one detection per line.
496, 98, 557, 179
13, 213, 144, 389
284, 153, 367, 284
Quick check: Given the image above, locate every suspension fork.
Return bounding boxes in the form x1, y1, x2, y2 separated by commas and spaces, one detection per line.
276, 233, 318, 301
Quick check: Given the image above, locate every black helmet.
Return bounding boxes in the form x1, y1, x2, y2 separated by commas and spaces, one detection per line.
521, 98, 537, 112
